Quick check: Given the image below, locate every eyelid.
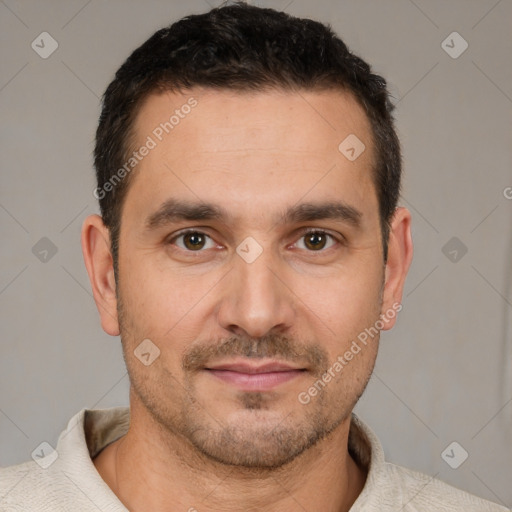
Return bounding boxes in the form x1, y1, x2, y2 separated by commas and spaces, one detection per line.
298, 227, 343, 239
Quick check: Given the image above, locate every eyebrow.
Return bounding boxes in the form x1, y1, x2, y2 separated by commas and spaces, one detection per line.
145, 198, 362, 230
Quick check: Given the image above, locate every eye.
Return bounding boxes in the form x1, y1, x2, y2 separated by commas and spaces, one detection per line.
170, 230, 217, 251
168, 228, 340, 254
295, 230, 338, 251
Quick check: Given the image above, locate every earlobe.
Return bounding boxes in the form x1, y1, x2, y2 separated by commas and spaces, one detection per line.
81, 214, 120, 336
380, 207, 413, 330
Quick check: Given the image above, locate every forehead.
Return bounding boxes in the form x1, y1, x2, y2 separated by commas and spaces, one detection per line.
124, 87, 377, 224
134, 87, 373, 154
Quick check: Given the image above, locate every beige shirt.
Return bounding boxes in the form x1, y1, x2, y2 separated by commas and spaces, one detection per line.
0, 407, 508, 511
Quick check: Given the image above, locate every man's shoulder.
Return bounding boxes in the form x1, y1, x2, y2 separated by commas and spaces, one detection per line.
0, 459, 117, 512
350, 415, 509, 511
0, 407, 130, 511
0, 460, 56, 510
381, 461, 509, 511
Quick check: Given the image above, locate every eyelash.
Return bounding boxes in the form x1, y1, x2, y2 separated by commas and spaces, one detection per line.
167, 228, 343, 254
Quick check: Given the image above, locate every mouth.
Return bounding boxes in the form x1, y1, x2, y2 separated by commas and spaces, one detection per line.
204, 360, 308, 391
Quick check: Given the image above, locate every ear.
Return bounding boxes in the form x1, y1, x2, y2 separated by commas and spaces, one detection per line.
81, 214, 120, 336
380, 207, 413, 330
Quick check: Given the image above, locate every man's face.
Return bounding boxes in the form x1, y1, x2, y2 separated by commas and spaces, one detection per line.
114, 88, 388, 468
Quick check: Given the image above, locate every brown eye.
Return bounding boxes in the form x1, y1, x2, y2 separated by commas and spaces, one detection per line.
183, 232, 206, 250
304, 232, 327, 250
296, 230, 336, 251
172, 231, 215, 251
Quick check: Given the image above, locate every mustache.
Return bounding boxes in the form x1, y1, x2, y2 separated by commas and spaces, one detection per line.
182, 333, 329, 377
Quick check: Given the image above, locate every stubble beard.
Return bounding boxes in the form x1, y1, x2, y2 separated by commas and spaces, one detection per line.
123, 335, 375, 471
116, 285, 379, 471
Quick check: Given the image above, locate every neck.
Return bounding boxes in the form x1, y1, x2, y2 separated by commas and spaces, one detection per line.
94, 401, 367, 512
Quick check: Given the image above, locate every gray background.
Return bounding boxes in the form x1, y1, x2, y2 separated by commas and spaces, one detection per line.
1, 0, 511, 507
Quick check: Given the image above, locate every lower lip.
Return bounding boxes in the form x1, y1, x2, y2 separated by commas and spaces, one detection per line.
205, 369, 305, 391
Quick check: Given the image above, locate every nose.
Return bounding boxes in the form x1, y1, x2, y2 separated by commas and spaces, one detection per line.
216, 246, 296, 339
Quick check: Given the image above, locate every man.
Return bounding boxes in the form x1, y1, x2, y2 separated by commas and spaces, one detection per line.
0, 3, 508, 511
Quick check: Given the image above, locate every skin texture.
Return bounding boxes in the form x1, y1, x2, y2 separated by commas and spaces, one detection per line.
82, 87, 413, 511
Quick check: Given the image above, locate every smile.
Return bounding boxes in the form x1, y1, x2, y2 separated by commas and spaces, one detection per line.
204, 360, 307, 391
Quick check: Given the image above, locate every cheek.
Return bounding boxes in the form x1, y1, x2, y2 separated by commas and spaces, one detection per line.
292, 262, 383, 336
119, 252, 220, 342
